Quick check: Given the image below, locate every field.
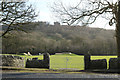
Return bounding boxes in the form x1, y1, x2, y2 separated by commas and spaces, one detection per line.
1, 53, 117, 70
50, 54, 84, 70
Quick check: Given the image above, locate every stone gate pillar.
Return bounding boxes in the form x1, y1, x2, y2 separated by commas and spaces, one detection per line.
84, 53, 91, 70
43, 53, 50, 69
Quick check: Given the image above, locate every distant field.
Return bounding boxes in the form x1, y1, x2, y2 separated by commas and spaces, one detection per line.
50, 54, 84, 70
1, 53, 117, 70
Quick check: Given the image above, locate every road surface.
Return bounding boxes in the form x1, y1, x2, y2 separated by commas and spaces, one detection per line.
1, 72, 120, 80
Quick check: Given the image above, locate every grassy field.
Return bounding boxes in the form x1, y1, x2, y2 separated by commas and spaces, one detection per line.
1, 53, 117, 70
50, 55, 84, 70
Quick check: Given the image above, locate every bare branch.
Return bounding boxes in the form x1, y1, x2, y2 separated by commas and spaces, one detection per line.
52, 0, 118, 26
1, 2, 38, 37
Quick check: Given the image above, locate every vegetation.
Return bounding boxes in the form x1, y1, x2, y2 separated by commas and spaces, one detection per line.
1, 1, 37, 37
2, 22, 117, 55
1, 0, 119, 71
51, 0, 120, 58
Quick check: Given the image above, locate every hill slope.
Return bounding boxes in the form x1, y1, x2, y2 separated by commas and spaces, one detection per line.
2, 22, 117, 55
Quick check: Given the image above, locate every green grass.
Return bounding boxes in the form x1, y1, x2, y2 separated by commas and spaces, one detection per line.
50, 54, 84, 70
55, 53, 78, 56
50, 55, 84, 70
1, 66, 85, 73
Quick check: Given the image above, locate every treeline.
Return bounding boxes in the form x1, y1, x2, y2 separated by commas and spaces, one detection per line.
2, 22, 117, 55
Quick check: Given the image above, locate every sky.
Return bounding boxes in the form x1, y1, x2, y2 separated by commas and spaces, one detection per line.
28, 0, 118, 30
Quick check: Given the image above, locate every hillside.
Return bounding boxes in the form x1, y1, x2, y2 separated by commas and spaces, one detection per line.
2, 22, 117, 55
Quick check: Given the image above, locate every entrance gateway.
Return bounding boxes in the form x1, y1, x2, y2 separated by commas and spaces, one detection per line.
50, 56, 84, 70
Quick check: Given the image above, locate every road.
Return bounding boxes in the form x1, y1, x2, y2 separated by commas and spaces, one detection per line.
1, 72, 120, 80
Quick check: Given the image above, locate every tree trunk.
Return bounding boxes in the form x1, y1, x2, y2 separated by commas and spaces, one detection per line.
116, 34, 120, 58
116, 1, 120, 58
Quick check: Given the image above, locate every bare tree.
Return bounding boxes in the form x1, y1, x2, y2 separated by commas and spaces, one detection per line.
52, 0, 120, 57
0, 1, 37, 37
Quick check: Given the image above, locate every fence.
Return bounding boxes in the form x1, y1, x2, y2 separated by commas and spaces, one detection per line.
50, 56, 84, 70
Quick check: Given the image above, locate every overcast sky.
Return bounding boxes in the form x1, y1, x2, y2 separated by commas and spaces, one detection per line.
28, 0, 118, 30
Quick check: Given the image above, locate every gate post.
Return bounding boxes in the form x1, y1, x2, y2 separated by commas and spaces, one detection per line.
43, 53, 50, 69
84, 53, 91, 70
66, 57, 69, 69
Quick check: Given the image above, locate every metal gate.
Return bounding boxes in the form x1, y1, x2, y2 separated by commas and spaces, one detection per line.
50, 56, 84, 70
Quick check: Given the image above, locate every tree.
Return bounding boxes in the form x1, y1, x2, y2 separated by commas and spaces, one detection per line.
52, 0, 120, 57
0, 1, 37, 37
117, 0, 120, 58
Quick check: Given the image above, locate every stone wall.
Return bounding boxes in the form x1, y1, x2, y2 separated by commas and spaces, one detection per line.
89, 59, 107, 69
26, 53, 50, 69
84, 54, 107, 70
1, 55, 25, 68
109, 58, 120, 70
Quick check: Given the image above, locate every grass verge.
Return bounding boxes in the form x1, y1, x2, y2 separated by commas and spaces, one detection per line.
1, 66, 85, 74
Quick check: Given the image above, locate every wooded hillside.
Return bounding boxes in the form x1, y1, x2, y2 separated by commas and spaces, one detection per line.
2, 22, 117, 55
